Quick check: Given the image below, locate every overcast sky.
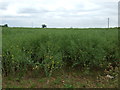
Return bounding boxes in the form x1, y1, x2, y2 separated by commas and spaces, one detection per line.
0, 0, 119, 28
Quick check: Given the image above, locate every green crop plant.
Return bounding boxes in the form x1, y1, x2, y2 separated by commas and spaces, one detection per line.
2, 27, 119, 77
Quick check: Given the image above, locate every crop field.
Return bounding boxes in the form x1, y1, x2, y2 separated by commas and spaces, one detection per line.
2, 27, 119, 88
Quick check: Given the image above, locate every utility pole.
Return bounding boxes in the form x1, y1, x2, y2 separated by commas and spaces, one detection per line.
108, 18, 109, 28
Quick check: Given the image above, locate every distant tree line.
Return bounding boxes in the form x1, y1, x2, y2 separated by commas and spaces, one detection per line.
0, 24, 8, 27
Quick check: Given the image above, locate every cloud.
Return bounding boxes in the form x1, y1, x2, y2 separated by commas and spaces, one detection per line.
18, 8, 50, 14
0, 1, 9, 10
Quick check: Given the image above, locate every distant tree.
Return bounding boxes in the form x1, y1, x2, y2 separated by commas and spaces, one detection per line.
0, 24, 8, 27
42, 24, 47, 28
4, 24, 8, 27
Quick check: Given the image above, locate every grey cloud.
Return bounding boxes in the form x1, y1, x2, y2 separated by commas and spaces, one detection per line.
17, 6, 101, 15
18, 8, 50, 14
3, 15, 33, 19
101, 2, 117, 9
0, 2, 9, 10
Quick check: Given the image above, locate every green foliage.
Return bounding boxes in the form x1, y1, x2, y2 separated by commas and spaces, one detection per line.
64, 84, 74, 88
2, 27, 119, 77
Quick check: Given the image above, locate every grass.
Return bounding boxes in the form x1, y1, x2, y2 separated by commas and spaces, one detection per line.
2, 27, 119, 88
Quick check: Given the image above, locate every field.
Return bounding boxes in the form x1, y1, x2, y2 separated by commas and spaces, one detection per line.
2, 27, 119, 88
